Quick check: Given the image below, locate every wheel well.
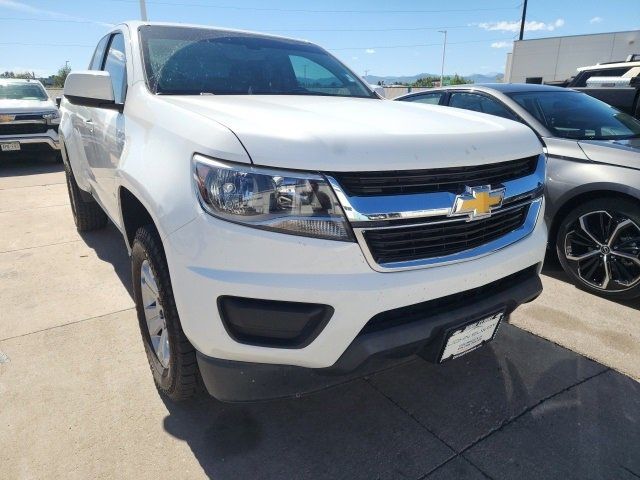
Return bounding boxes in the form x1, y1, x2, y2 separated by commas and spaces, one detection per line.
549, 190, 640, 246
119, 188, 155, 248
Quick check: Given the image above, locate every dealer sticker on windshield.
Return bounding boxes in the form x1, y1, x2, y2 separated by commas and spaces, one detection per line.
439, 312, 503, 362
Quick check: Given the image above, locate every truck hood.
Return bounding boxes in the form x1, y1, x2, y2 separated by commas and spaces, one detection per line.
160, 95, 541, 171
0, 99, 57, 114
578, 138, 640, 170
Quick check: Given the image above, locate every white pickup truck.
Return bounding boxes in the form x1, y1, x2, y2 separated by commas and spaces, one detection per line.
0, 78, 61, 161
60, 22, 547, 402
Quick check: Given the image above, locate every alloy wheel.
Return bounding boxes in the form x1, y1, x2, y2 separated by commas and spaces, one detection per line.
564, 210, 640, 292
140, 259, 170, 368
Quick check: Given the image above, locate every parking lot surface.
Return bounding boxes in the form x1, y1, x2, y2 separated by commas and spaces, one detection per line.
1, 160, 639, 480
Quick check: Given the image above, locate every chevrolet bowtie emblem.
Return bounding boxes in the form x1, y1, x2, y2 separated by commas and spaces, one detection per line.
0, 114, 15, 123
450, 185, 505, 221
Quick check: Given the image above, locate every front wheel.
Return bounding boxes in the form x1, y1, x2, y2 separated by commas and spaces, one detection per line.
556, 198, 640, 300
131, 225, 202, 401
64, 164, 108, 232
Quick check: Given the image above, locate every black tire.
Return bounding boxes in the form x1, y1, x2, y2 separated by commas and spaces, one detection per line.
131, 225, 202, 401
556, 197, 640, 300
64, 164, 108, 231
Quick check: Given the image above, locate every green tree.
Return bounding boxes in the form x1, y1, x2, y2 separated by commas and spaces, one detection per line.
412, 76, 438, 88
449, 74, 472, 85
53, 63, 72, 88
0, 71, 35, 79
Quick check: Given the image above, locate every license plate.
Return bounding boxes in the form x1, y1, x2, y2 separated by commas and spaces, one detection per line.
439, 312, 503, 362
1, 142, 20, 152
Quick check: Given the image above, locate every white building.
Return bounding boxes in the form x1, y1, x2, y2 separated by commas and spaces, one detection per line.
505, 30, 640, 83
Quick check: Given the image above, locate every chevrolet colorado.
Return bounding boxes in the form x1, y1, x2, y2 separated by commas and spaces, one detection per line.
0, 78, 61, 162
60, 22, 547, 402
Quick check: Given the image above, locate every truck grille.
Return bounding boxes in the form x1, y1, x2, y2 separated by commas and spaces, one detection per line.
329, 156, 538, 196
0, 124, 49, 136
363, 203, 530, 265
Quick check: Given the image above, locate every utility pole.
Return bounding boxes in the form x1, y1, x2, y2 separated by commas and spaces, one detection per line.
518, 0, 528, 41
139, 0, 148, 21
438, 30, 447, 87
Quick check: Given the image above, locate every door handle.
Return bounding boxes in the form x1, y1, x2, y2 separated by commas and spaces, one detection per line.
84, 119, 94, 133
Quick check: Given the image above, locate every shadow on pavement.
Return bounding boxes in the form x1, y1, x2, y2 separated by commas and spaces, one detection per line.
0, 157, 63, 175
79, 222, 133, 299
160, 325, 639, 480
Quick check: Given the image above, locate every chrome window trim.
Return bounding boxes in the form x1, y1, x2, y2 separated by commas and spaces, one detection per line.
324, 153, 545, 223
353, 197, 543, 272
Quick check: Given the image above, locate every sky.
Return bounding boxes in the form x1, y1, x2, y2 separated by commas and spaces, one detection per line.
0, 0, 639, 78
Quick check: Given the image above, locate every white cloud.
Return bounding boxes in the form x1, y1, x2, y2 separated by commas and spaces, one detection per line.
590, 16, 603, 24
491, 41, 511, 49
365, 48, 376, 54
0, 0, 113, 27
476, 18, 565, 33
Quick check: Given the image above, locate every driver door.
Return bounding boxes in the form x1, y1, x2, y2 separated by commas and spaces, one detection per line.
88, 31, 128, 220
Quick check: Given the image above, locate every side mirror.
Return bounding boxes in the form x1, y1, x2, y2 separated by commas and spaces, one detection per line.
55, 96, 62, 108
64, 71, 121, 111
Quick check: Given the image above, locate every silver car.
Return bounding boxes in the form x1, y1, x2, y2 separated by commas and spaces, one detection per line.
397, 84, 640, 299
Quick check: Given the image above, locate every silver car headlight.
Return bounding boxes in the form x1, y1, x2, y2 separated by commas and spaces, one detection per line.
43, 110, 60, 125
193, 154, 353, 241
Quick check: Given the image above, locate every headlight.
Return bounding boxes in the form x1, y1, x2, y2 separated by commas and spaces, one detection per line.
43, 111, 60, 125
193, 154, 353, 241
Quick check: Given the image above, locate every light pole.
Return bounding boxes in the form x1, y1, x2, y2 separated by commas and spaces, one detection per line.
438, 30, 447, 87
139, 0, 148, 21
519, 0, 528, 41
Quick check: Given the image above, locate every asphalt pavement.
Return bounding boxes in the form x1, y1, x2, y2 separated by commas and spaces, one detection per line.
1, 159, 638, 480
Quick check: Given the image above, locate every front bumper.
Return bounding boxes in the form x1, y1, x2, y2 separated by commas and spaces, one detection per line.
0, 133, 61, 154
165, 199, 547, 367
197, 264, 542, 401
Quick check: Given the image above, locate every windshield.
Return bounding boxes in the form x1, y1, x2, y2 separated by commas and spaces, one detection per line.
0, 82, 48, 101
507, 90, 640, 141
139, 25, 374, 98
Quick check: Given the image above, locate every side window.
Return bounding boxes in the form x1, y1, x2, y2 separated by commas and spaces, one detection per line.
449, 92, 516, 120
103, 33, 127, 104
288, 55, 350, 96
89, 35, 110, 70
403, 92, 443, 105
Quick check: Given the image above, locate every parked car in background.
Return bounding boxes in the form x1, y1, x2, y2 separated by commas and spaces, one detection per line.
0, 78, 61, 162
60, 22, 547, 402
397, 83, 640, 299
568, 55, 640, 120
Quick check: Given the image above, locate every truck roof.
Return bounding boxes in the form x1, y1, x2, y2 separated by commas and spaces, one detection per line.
0, 78, 43, 85
118, 20, 312, 46
577, 54, 640, 72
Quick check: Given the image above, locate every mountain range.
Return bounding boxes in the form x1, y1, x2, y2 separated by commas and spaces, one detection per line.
363, 72, 504, 85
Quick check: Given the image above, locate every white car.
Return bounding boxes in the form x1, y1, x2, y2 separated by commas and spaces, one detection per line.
0, 78, 61, 161
60, 22, 547, 402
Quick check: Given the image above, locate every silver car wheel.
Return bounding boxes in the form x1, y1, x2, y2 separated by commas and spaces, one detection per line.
564, 210, 640, 291
140, 259, 170, 368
